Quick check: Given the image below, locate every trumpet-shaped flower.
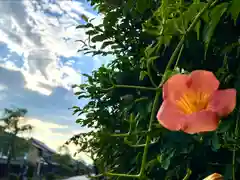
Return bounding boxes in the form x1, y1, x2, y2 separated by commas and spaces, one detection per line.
157, 70, 236, 134
203, 173, 223, 180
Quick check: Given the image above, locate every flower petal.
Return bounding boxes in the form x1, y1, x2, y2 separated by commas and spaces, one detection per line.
188, 70, 219, 94
203, 173, 223, 180
157, 100, 185, 131
163, 74, 189, 100
208, 89, 237, 117
181, 110, 219, 134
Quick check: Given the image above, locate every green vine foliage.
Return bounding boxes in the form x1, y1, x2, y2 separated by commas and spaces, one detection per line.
67, 0, 240, 179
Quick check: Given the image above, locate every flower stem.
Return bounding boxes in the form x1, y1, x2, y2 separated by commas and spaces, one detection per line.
139, 91, 160, 177
232, 110, 240, 180
182, 168, 192, 180
110, 131, 149, 137
232, 149, 236, 180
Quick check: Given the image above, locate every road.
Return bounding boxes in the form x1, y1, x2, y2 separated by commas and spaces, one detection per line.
63, 175, 89, 180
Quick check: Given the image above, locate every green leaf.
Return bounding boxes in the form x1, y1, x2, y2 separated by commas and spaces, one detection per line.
81, 14, 89, 22
157, 148, 175, 170
86, 30, 99, 36
157, 35, 172, 49
74, 91, 82, 95
77, 48, 89, 52
147, 56, 159, 68
76, 119, 83, 123
91, 34, 106, 43
145, 159, 158, 171
101, 41, 114, 49
76, 24, 86, 29
194, 21, 201, 40
211, 133, 221, 152
224, 164, 232, 180
111, 45, 121, 49
77, 95, 89, 99
134, 97, 148, 103
147, 102, 153, 113
203, 3, 228, 57
217, 120, 233, 133
76, 23, 93, 29
139, 71, 148, 81
136, 0, 150, 13
72, 106, 79, 109
163, 70, 180, 82
73, 109, 80, 115
229, 0, 240, 25
144, 44, 156, 58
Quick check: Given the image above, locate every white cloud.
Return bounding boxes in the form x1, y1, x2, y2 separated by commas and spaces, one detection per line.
0, 0, 107, 164
25, 118, 68, 129
0, 84, 7, 91
0, 84, 7, 100
0, 0, 104, 95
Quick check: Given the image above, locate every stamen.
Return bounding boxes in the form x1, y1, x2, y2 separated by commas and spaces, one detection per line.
176, 91, 209, 114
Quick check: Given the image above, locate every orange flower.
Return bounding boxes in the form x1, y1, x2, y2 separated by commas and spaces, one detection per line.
203, 173, 223, 180
157, 70, 236, 134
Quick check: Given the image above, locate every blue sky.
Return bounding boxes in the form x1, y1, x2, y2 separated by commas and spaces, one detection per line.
0, 0, 111, 164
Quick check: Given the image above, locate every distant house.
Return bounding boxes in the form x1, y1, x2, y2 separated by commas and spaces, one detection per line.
27, 138, 92, 177
0, 136, 57, 178
27, 138, 56, 164
26, 138, 59, 178
0, 134, 91, 178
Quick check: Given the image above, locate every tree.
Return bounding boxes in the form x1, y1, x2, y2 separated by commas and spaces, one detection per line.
52, 153, 72, 166
68, 0, 240, 179
53, 145, 72, 166
57, 145, 71, 156
0, 108, 33, 175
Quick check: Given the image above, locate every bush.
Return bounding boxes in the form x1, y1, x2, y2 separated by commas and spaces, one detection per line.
26, 164, 34, 178
45, 172, 56, 180
68, 0, 240, 179
9, 173, 19, 180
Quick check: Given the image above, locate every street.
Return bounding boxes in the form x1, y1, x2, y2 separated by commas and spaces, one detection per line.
63, 175, 89, 180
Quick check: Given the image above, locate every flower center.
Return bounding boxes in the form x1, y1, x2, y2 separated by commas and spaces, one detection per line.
176, 91, 210, 114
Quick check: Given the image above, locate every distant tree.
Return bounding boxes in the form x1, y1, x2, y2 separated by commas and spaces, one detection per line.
0, 108, 33, 175
57, 145, 71, 156
53, 145, 72, 166
52, 153, 72, 166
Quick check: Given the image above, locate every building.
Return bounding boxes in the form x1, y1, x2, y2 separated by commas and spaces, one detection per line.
0, 136, 91, 178
26, 138, 57, 178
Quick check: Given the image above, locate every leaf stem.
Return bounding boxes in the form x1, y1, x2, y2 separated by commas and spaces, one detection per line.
103, 85, 160, 91
110, 131, 149, 137
174, 44, 184, 70
147, 62, 158, 87
106, 172, 140, 178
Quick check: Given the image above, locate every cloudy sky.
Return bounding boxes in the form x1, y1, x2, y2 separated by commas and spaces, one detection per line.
0, 0, 110, 164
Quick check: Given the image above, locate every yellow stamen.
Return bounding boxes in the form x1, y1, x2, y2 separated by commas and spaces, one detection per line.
176, 91, 210, 114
